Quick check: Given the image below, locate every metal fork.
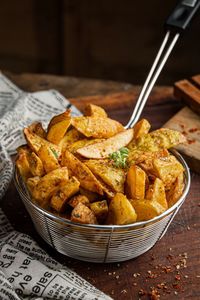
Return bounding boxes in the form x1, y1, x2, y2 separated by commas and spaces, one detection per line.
126, 0, 200, 129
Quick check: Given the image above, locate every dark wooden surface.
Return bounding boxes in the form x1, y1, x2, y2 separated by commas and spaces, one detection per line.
1, 73, 200, 300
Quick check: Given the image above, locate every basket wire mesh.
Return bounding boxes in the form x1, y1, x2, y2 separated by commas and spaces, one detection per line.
14, 151, 190, 263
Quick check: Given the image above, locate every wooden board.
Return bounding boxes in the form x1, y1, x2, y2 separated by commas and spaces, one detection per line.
164, 107, 200, 174
1, 73, 200, 300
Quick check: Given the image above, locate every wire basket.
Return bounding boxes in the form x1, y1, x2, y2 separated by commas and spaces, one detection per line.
14, 150, 190, 263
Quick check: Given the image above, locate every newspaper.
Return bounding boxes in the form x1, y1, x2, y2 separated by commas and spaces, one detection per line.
0, 73, 113, 300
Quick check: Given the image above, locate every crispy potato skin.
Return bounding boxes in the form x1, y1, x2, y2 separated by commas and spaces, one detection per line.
16, 147, 32, 180
24, 128, 61, 158
84, 104, 107, 118
146, 178, 168, 210
30, 167, 69, 206
38, 145, 60, 173
134, 119, 151, 139
61, 151, 104, 195
68, 194, 90, 208
50, 176, 80, 212
77, 129, 134, 159
47, 110, 71, 144
106, 193, 137, 225
126, 165, 146, 200
59, 128, 80, 153
166, 173, 184, 208
85, 159, 125, 193
130, 199, 165, 221
152, 155, 184, 189
28, 122, 46, 138
71, 202, 98, 224
71, 116, 124, 138
28, 152, 44, 177
90, 200, 108, 222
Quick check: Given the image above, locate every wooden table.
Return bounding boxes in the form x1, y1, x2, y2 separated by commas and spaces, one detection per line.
1, 73, 200, 300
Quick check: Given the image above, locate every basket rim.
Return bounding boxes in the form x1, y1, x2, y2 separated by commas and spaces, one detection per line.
14, 149, 191, 230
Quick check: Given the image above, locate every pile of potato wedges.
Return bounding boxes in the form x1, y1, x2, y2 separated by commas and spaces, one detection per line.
16, 104, 186, 225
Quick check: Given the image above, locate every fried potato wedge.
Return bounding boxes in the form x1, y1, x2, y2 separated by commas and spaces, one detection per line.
130, 199, 165, 221
90, 200, 108, 222
62, 151, 104, 195
16, 148, 32, 181
71, 116, 124, 138
28, 122, 46, 138
28, 152, 44, 177
77, 129, 134, 159
50, 176, 80, 212
71, 202, 98, 224
138, 149, 169, 173
67, 138, 104, 154
26, 176, 40, 194
30, 167, 69, 206
84, 103, 107, 118
68, 194, 90, 208
134, 119, 151, 139
106, 193, 137, 225
38, 145, 60, 173
85, 159, 125, 193
166, 172, 185, 208
24, 128, 61, 158
58, 128, 81, 152
126, 165, 146, 200
146, 178, 168, 210
47, 110, 71, 144
152, 155, 184, 189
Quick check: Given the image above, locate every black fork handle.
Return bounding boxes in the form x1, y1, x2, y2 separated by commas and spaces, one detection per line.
166, 0, 200, 31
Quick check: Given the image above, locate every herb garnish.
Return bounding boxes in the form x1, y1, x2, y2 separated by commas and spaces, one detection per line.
109, 147, 129, 169
50, 147, 58, 159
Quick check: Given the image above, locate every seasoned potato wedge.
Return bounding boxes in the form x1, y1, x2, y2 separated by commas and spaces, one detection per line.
26, 176, 40, 194
28, 122, 46, 138
50, 176, 80, 212
19, 103, 186, 226
84, 103, 107, 118
146, 178, 168, 210
58, 128, 81, 152
68, 194, 90, 208
106, 193, 137, 225
166, 173, 185, 208
71, 202, 98, 224
130, 199, 165, 221
85, 159, 125, 193
67, 138, 104, 154
77, 129, 134, 159
38, 145, 60, 173
134, 119, 151, 139
90, 200, 108, 222
152, 155, 184, 189
71, 116, 124, 138
62, 151, 104, 195
47, 110, 71, 144
24, 128, 61, 158
28, 152, 44, 177
30, 167, 69, 206
126, 165, 146, 200
16, 149, 32, 181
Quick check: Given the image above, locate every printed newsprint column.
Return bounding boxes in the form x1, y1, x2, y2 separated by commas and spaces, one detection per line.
0, 210, 113, 300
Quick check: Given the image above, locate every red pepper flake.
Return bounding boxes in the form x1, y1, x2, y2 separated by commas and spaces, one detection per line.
188, 128, 198, 133
187, 138, 196, 144
175, 274, 181, 281
182, 130, 187, 136
138, 289, 146, 296
180, 124, 185, 129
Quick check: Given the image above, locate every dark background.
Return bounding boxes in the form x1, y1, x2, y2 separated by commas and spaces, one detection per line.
0, 0, 199, 84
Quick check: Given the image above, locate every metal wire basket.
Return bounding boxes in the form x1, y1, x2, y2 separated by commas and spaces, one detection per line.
14, 150, 190, 263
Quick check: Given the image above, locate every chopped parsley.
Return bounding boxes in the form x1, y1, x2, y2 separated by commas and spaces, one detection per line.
50, 147, 58, 159
109, 147, 129, 169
